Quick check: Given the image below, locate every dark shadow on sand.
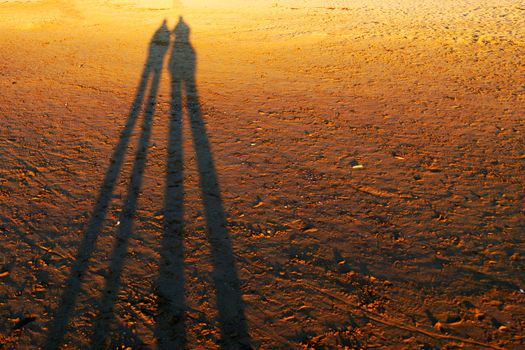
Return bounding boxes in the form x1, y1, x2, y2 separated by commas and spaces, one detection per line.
44, 18, 250, 350
154, 17, 251, 349
44, 21, 170, 350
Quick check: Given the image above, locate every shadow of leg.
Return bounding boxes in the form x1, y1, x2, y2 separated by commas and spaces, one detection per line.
155, 69, 187, 350
186, 77, 251, 349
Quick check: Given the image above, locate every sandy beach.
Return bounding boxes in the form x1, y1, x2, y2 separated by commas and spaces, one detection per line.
1, 0, 524, 348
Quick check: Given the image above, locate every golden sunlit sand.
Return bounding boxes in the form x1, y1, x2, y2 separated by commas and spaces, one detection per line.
1, 0, 524, 348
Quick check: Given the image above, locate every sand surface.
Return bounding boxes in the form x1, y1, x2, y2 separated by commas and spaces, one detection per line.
1, 0, 524, 348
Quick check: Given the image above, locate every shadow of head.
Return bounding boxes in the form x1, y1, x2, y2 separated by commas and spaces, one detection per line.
174, 16, 190, 42
152, 19, 171, 46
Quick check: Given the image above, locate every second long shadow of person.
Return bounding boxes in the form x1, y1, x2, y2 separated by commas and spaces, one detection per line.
44, 21, 170, 350
155, 17, 251, 349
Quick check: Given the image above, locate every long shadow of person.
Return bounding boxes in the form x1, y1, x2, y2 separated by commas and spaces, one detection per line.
155, 17, 251, 349
43, 21, 170, 350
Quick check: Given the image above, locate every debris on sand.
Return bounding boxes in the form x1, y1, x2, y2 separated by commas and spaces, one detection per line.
12, 317, 37, 331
